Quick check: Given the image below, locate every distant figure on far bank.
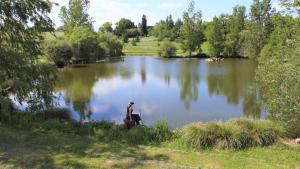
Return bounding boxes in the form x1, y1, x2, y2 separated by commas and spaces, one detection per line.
124, 101, 141, 128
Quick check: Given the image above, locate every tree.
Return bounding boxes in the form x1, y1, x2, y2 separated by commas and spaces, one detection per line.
99, 22, 113, 33
59, 0, 93, 29
141, 15, 148, 36
180, 1, 204, 57
46, 41, 73, 67
65, 26, 104, 62
205, 16, 226, 57
224, 6, 246, 56
99, 32, 123, 57
166, 15, 175, 29
174, 19, 183, 37
242, 0, 273, 58
256, 14, 300, 137
0, 0, 56, 118
114, 18, 135, 36
280, 0, 300, 14
158, 40, 177, 57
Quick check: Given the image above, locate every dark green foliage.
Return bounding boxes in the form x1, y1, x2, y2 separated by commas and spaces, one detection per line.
0, 0, 56, 116
65, 26, 104, 62
40, 108, 71, 121
114, 18, 136, 36
256, 15, 300, 137
46, 41, 73, 67
205, 16, 226, 57
150, 22, 177, 41
181, 119, 284, 149
131, 39, 137, 46
158, 40, 177, 57
125, 28, 140, 38
99, 32, 123, 57
241, 0, 273, 58
180, 1, 205, 57
122, 34, 129, 43
98, 22, 113, 33
141, 14, 148, 36
224, 6, 246, 56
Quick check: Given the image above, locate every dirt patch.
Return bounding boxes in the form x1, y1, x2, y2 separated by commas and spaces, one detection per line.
281, 139, 300, 147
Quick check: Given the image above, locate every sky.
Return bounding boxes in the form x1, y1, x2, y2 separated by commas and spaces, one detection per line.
49, 0, 281, 29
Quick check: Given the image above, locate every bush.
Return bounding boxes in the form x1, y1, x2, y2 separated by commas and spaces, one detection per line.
46, 41, 72, 67
99, 32, 123, 57
136, 36, 140, 42
39, 108, 71, 121
122, 34, 129, 43
125, 28, 140, 38
256, 20, 300, 138
158, 40, 177, 57
131, 39, 137, 46
153, 121, 173, 142
65, 26, 104, 63
181, 119, 284, 149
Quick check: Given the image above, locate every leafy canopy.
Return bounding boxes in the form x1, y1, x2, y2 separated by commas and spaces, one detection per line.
0, 0, 56, 116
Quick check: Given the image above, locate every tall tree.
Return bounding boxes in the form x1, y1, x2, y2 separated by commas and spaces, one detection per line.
114, 18, 135, 36
242, 0, 273, 58
141, 14, 148, 36
99, 22, 113, 33
166, 15, 175, 29
180, 1, 204, 57
224, 5, 246, 56
256, 13, 300, 137
205, 16, 226, 56
59, 0, 93, 29
0, 0, 56, 118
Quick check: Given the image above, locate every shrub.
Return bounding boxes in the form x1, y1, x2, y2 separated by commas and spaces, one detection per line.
65, 26, 104, 62
39, 108, 71, 121
181, 119, 284, 150
46, 41, 72, 67
99, 32, 123, 57
153, 121, 173, 142
158, 40, 177, 57
136, 36, 140, 42
256, 20, 300, 138
131, 39, 137, 46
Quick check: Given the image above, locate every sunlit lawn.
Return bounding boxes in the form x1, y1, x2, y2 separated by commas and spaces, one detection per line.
0, 125, 299, 169
123, 36, 187, 56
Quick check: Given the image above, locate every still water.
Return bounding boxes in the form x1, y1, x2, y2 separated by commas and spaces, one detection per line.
55, 56, 264, 129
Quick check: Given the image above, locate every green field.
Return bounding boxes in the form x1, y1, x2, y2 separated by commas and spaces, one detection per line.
123, 36, 187, 56
123, 36, 211, 57
1, 125, 299, 169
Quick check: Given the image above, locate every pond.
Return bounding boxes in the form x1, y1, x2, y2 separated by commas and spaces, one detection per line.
54, 56, 265, 129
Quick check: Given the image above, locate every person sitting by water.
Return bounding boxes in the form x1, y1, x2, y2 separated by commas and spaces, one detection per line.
126, 101, 141, 125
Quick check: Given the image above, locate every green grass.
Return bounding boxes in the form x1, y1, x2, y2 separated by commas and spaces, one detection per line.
123, 36, 187, 56
0, 125, 299, 169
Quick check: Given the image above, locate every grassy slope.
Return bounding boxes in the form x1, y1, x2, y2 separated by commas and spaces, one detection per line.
0, 126, 299, 169
123, 36, 211, 57
123, 36, 186, 56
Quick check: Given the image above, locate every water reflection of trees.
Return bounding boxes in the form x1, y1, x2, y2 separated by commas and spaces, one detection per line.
206, 60, 261, 118
54, 63, 133, 121
176, 60, 200, 109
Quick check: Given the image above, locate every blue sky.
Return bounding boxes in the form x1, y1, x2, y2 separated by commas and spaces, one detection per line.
50, 0, 281, 29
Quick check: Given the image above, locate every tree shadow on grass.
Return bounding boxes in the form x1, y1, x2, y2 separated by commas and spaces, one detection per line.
0, 126, 170, 169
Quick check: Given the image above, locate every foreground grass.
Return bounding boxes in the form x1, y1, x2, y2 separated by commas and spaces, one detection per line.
0, 125, 299, 169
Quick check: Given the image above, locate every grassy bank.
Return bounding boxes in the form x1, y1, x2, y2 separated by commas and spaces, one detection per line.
123, 36, 191, 56
0, 124, 299, 169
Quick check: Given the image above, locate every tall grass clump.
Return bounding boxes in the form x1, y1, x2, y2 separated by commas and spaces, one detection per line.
181, 119, 284, 150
